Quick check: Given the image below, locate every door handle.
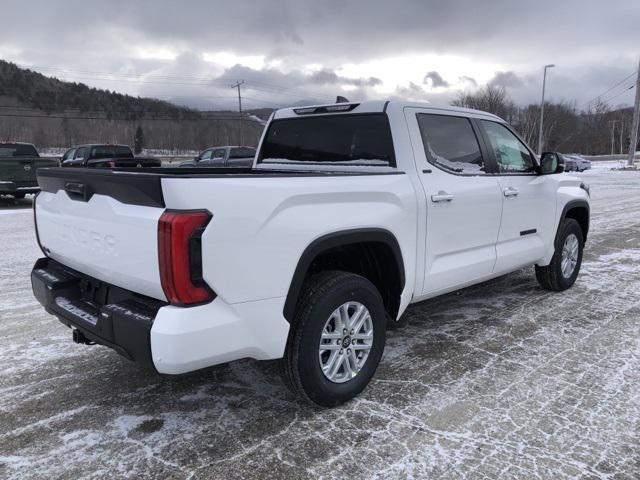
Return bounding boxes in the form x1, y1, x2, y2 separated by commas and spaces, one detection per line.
431, 191, 454, 203
64, 182, 92, 201
503, 187, 519, 197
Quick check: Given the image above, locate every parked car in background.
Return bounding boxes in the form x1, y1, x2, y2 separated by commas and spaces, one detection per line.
179, 146, 256, 168
558, 153, 576, 172
31, 100, 590, 406
61, 144, 161, 168
567, 154, 591, 172
0, 142, 58, 198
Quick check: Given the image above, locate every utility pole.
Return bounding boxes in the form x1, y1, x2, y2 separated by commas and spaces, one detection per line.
538, 64, 555, 155
627, 59, 640, 167
231, 80, 245, 145
620, 119, 625, 155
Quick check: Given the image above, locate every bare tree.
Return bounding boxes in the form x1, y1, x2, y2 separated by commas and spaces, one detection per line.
452, 84, 516, 121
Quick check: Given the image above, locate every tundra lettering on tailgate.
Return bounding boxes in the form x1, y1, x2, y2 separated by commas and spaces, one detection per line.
52, 220, 118, 257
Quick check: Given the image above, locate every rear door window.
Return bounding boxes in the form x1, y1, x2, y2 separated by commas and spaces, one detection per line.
258, 114, 396, 167
416, 114, 486, 174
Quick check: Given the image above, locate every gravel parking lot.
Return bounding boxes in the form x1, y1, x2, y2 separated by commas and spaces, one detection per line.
1, 164, 639, 479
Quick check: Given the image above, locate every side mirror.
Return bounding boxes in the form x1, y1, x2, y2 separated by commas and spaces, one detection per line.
540, 152, 564, 174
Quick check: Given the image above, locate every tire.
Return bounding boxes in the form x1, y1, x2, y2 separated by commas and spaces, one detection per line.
281, 271, 387, 407
535, 218, 584, 291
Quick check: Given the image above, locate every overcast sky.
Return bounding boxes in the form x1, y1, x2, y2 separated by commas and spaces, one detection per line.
2, 0, 639, 111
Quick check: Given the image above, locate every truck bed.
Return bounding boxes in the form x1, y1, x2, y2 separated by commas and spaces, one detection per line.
36, 166, 399, 207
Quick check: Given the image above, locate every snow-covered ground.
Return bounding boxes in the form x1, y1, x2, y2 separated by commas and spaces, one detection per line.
0, 168, 639, 479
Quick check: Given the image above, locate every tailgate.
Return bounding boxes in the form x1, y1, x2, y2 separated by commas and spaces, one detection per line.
0, 157, 34, 184
35, 168, 167, 300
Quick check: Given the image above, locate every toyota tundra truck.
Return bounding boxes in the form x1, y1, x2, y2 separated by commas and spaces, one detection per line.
30, 101, 590, 407
0, 142, 59, 198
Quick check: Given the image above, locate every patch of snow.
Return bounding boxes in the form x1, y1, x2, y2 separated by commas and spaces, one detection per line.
426, 143, 483, 173
247, 114, 267, 125
0, 209, 32, 216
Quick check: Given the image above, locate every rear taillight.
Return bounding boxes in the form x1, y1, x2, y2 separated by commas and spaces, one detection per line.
158, 210, 214, 306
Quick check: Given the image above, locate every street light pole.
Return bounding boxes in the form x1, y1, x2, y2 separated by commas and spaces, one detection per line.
537, 64, 555, 155
609, 120, 618, 155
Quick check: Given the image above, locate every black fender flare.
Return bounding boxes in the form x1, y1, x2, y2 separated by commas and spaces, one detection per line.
558, 199, 590, 241
283, 228, 405, 322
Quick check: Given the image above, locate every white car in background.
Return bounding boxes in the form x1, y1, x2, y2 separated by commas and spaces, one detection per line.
566, 154, 592, 172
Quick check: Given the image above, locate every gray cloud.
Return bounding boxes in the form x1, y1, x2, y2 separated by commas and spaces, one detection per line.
309, 69, 382, 87
135, 60, 380, 110
459, 76, 477, 87
4, 0, 633, 66
489, 71, 525, 88
0, 0, 638, 109
423, 71, 449, 88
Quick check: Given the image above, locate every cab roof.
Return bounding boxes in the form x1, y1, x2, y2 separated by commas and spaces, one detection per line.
273, 100, 503, 122
0, 140, 35, 146
70, 144, 131, 149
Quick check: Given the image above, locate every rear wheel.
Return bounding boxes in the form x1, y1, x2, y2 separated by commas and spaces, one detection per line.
281, 271, 386, 407
535, 218, 584, 291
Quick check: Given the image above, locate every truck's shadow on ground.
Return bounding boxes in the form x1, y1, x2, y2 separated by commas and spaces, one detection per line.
0, 194, 33, 210
54, 267, 544, 417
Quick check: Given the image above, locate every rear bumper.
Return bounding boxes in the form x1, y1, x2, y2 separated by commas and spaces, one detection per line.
31, 257, 165, 369
31, 257, 291, 374
0, 181, 39, 194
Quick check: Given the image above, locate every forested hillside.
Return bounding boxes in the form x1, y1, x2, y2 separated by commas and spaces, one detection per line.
0, 61, 266, 150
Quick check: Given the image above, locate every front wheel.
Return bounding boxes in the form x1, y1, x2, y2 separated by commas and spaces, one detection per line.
535, 218, 584, 291
281, 271, 386, 407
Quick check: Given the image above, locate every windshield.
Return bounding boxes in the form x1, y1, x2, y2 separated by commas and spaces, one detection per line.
229, 147, 256, 159
89, 146, 133, 159
258, 114, 395, 166
0, 144, 38, 157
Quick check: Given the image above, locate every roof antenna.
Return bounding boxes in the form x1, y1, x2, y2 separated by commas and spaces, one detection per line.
336, 96, 349, 103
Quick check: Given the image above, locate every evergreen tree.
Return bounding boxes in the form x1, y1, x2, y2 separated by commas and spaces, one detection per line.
134, 125, 145, 154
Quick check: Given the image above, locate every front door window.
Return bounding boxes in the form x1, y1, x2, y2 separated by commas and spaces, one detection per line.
481, 121, 536, 173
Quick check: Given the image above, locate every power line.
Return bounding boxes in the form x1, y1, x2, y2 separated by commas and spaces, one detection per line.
580, 70, 637, 108
600, 84, 635, 105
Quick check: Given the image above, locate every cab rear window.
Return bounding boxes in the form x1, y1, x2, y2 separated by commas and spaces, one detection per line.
89, 146, 133, 159
0, 144, 38, 157
258, 114, 395, 167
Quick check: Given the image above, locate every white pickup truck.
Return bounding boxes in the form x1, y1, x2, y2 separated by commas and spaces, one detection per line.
31, 100, 590, 406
